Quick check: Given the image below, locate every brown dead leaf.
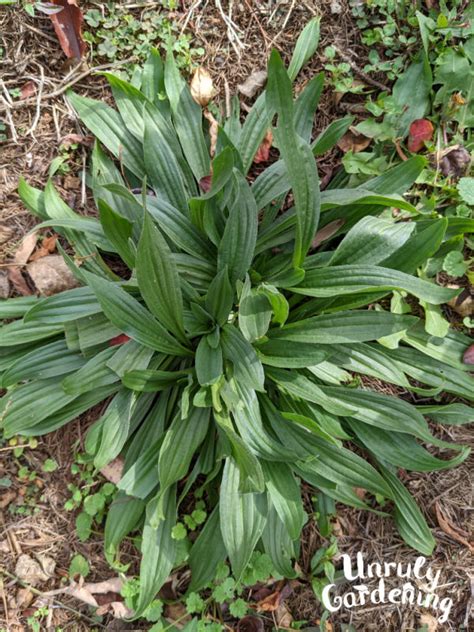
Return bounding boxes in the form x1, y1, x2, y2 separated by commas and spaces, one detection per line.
435, 502, 474, 552
407, 119, 434, 153
275, 604, 293, 629
419, 612, 438, 632
29, 235, 58, 262
60, 133, 94, 148
312, 219, 345, 249
27, 254, 79, 296
49, 0, 86, 59
63, 175, 81, 190
0, 490, 17, 509
7, 233, 37, 296
438, 145, 471, 177
0, 223, 14, 245
337, 128, 371, 153
447, 286, 472, 318
253, 129, 273, 164
20, 81, 37, 100
190, 68, 216, 107
165, 602, 191, 627
16, 588, 34, 609
100, 457, 124, 484
463, 343, 474, 366
203, 110, 219, 158
256, 590, 282, 612
15, 555, 50, 586
238, 70, 267, 99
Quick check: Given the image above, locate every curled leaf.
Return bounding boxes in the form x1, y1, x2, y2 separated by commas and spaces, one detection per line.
49, 0, 86, 59
407, 118, 434, 153
190, 68, 216, 107
253, 129, 273, 164
238, 70, 267, 99
463, 343, 474, 365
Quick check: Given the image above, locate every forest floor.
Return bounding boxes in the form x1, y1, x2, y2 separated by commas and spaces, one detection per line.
0, 2, 473, 631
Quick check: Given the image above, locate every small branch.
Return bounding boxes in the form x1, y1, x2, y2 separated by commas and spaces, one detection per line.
335, 47, 391, 93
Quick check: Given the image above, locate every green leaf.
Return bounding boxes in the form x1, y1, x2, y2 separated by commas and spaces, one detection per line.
218, 170, 258, 284
24, 287, 101, 324
256, 339, 329, 368
94, 389, 136, 469
143, 108, 189, 213
288, 17, 321, 81
67, 91, 145, 178
205, 267, 234, 326
291, 265, 457, 304
159, 407, 210, 491
379, 465, 435, 555
239, 287, 272, 342
69, 554, 90, 579
458, 177, 474, 205
262, 461, 306, 539
135, 488, 177, 616
221, 325, 265, 392
267, 310, 417, 344
267, 50, 320, 267
83, 272, 190, 356
261, 504, 298, 578
141, 48, 165, 103
418, 403, 473, 425
219, 457, 268, 581
188, 505, 227, 593
98, 199, 135, 269
391, 56, 432, 135
122, 368, 190, 392
136, 212, 186, 341
195, 336, 223, 386
104, 493, 145, 563
312, 116, 353, 155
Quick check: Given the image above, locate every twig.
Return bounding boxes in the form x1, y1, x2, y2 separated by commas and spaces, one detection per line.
180, 0, 204, 34
26, 63, 45, 137
0, 57, 135, 114
215, 0, 246, 57
334, 47, 391, 93
0, 568, 106, 628
266, 0, 297, 49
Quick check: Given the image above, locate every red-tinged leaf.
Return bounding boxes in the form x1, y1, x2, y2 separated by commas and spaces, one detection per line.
463, 343, 474, 365
407, 119, 434, 153
253, 129, 273, 164
109, 334, 131, 347
49, 0, 86, 59
20, 81, 37, 100
199, 175, 212, 192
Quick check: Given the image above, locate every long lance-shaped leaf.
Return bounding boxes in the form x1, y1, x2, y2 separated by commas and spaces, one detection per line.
188, 505, 227, 593
135, 488, 177, 617
287, 16, 321, 81
83, 272, 191, 357
218, 170, 258, 284
136, 212, 187, 342
266, 50, 320, 267
219, 457, 268, 580
67, 91, 145, 178
290, 265, 457, 304
262, 461, 306, 539
266, 310, 417, 344
378, 464, 435, 555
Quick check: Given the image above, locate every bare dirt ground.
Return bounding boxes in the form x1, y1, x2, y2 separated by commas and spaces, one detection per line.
0, 2, 473, 631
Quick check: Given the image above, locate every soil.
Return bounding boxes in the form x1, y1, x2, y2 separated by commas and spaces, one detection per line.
0, 2, 473, 631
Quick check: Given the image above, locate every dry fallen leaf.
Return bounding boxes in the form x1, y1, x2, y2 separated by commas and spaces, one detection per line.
49, 0, 86, 59
463, 343, 474, 366
447, 286, 473, 318
312, 219, 345, 249
256, 590, 282, 612
29, 235, 58, 262
203, 110, 219, 158
20, 81, 37, 100
337, 128, 371, 153
190, 68, 216, 107
15, 555, 50, 586
407, 119, 434, 153
435, 502, 474, 552
419, 612, 438, 632
27, 254, 79, 296
238, 70, 267, 99
438, 146, 471, 178
0, 490, 17, 509
100, 457, 124, 484
275, 604, 293, 629
60, 133, 94, 148
7, 233, 38, 296
253, 129, 273, 164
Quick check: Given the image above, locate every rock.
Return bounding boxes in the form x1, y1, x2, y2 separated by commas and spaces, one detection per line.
238, 70, 267, 99
27, 255, 79, 296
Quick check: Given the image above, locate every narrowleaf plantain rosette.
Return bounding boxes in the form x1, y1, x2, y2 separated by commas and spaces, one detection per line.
0, 19, 472, 616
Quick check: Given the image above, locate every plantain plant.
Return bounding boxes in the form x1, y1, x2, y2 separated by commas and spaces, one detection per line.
1, 20, 472, 616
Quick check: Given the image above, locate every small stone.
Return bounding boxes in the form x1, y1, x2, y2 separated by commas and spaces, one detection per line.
27, 254, 79, 296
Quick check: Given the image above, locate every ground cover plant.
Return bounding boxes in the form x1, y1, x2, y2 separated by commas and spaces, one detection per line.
0, 17, 473, 623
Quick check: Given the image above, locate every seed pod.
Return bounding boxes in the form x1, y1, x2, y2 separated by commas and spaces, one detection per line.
190, 68, 216, 107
